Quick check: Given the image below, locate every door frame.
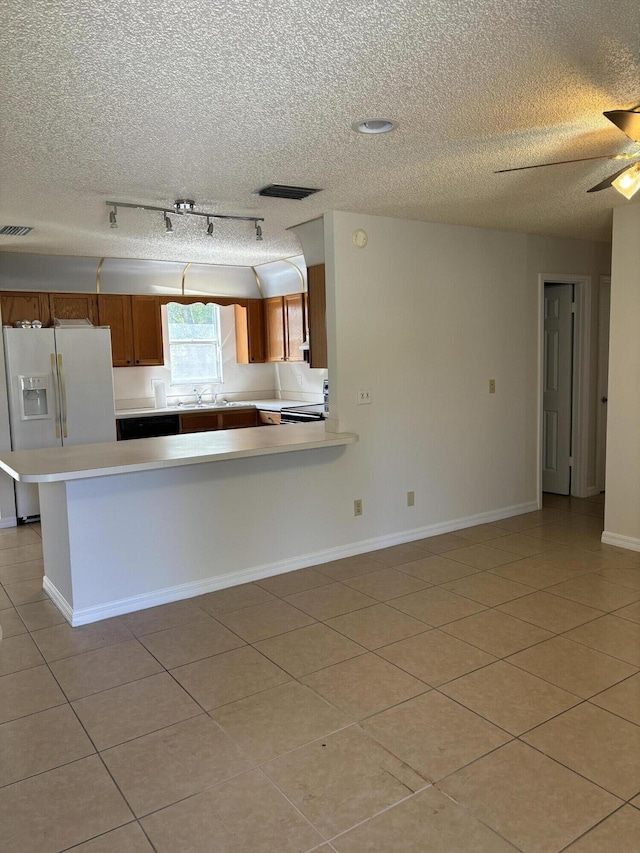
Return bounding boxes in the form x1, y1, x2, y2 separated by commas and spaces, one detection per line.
537, 273, 592, 501
596, 276, 611, 492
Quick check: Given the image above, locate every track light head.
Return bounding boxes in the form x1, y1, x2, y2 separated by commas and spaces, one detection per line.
206, 217, 214, 237
255, 223, 263, 241
163, 212, 173, 235
109, 209, 117, 229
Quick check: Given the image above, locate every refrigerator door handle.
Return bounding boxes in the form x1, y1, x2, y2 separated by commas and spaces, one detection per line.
58, 353, 68, 438
50, 353, 61, 439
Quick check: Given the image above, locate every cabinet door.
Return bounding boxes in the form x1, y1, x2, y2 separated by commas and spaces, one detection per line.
131, 296, 163, 365
0, 291, 51, 327
179, 412, 221, 433
219, 408, 258, 429
284, 293, 305, 362
98, 295, 134, 366
246, 299, 265, 362
49, 293, 99, 324
234, 300, 266, 364
307, 264, 327, 369
265, 297, 285, 362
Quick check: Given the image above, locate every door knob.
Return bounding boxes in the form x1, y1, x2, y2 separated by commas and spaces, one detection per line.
601, 396, 608, 403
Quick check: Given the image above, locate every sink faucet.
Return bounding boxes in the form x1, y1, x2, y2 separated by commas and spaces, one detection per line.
193, 387, 203, 405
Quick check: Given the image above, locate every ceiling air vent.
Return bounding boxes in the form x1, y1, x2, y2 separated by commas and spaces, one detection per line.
0, 225, 33, 237
257, 184, 321, 200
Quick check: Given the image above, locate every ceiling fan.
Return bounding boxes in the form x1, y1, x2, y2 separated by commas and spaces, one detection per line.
495, 107, 640, 198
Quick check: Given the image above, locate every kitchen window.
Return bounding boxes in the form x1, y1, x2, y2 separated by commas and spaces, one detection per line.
164, 302, 223, 386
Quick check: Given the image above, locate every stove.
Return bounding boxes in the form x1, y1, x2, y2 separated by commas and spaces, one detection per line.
280, 403, 326, 423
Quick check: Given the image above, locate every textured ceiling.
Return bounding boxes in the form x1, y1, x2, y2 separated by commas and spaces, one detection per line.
0, 0, 638, 265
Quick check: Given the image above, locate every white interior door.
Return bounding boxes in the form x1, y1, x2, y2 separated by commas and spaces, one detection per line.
596, 278, 611, 492
543, 283, 573, 494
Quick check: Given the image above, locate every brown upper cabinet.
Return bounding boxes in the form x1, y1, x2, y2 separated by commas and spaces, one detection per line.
49, 293, 99, 325
1, 286, 314, 370
0, 291, 52, 327
265, 293, 305, 363
234, 300, 266, 364
97, 295, 134, 366
97, 294, 163, 367
130, 295, 164, 365
307, 264, 327, 369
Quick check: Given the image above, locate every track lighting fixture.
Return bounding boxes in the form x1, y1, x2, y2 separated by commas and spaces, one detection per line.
105, 199, 264, 240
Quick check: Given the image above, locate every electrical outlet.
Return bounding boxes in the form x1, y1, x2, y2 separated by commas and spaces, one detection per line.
407, 491, 415, 507
357, 388, 372, 405
489, 379, 496, 394
296, 373, 303, 387
354, 499, 363, 516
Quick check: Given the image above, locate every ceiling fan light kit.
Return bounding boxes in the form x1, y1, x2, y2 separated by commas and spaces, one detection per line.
495, 106, 640, 197
611, 162, 640, 199
106, 200, 265, 240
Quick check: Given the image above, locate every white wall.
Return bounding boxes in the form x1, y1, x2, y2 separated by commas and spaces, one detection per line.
603, 202, 640, 548
324, 212, 610, 538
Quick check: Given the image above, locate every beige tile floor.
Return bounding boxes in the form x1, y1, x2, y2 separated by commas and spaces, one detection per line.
1, 494, 640, 851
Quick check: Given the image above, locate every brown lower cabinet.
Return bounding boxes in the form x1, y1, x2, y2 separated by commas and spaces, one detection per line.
179, 408, 258, 432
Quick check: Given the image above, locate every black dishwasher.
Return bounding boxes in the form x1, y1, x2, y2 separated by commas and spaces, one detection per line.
117, 414, 180, 440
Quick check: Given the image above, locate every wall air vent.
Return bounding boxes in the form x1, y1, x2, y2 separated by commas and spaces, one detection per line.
0, 225, 33, 237
257, 184, 321, 200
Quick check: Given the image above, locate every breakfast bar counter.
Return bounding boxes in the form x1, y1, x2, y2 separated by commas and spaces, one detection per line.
0, 422, 357, 482
0, 424, 358, 626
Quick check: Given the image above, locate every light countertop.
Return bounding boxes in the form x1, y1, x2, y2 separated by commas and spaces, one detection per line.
0, 423, 357, 483
115, 398, 312, 419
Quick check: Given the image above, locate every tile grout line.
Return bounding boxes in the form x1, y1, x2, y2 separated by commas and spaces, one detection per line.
3, 511, 639, 850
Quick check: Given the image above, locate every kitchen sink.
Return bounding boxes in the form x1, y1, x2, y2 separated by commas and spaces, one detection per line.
174, 401, 253, 411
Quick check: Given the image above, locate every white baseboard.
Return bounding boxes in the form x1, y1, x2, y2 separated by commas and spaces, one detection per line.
0, 517, 17, 529
42, 577, 74, 623
600, 531, 640, 553
58, 499, 540, 626
584, 485, 602, 498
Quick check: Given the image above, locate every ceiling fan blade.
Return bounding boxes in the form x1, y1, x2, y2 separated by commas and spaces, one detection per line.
603, 109, 640, 143
587, 164, 637, 193
495, 153, 619, 174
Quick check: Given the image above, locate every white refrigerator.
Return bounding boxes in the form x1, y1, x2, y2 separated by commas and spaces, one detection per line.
4, 325, 117, 520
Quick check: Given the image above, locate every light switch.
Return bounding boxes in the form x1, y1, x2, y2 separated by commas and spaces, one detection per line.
489, 379, 496, 394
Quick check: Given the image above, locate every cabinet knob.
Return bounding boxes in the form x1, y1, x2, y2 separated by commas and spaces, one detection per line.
127, 360, 131, 365
136, 359, 140, 364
